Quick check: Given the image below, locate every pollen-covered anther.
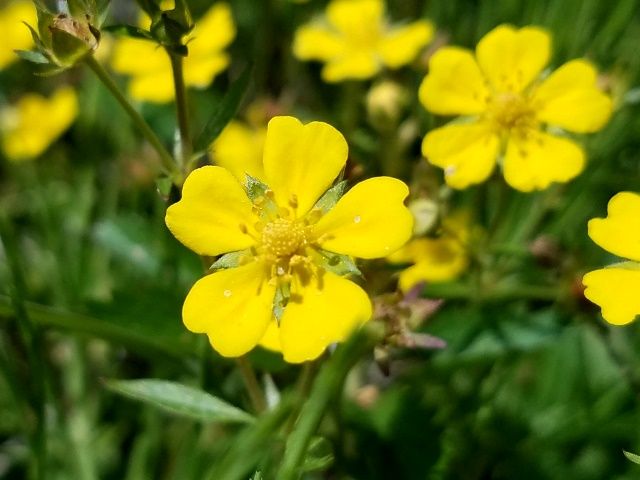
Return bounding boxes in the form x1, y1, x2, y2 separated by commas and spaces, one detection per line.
261, 218, 307, 258
488, 93, 537, 132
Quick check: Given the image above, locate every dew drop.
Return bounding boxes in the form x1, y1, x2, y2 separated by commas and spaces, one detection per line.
445, 166, 457, 176
353, 215, 362, 224
223, 289, 232, 298
276, 266, 286, 275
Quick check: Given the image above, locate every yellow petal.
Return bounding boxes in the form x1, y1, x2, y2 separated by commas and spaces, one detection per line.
110, 37, 175, 103
399, 239, 467, 288
419, 47, 489, 115
128, 70, 176, 103
476, 25, 550, 93
263, 116, 348, 216
111, 37, 168, 75
327, 0, 383, 38
321, 52, 379, 82
532, 59, 612, 133
258, 320, 282, 352
188, 3, 236, 54
422, 122, 499, 189
1, 87, 78, 161
183, 53, 230, 88
502, 131, 584, 192
211, 121, 267, 183
314, 177, 413, 259
587, 192, 640, 262
0, 1, 37, 70
279, 272, 372, 363
378, 20, 434, 69
583, 265, 640, 325
165, 166, 257, 256
293, 23, 346, 61
183, 262, 276, 357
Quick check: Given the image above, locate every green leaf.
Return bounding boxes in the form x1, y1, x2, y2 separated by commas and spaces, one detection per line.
245, 174, 269, 202
105, 379, 255, 424
313, 181, 347, 213
103, 24, 153, 40
14, 49, 50, 64
193, 66, 252, 152
624, 450, 640, 464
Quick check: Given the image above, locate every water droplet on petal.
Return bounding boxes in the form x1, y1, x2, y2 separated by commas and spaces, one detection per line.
223, 289, 232, 298
445, 166, 457, 176
353, 215, 362, 224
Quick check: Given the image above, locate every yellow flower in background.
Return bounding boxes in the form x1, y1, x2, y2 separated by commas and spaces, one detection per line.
583, 192, 640, 326
0, 0, 37, 70
419, 24, 612, 191
0, 87, 78, 162
388, 212, 469, 292
293, 0, 433, 82
166, 116, 413, 363
111, 3, 235, 103
211, 120, 267, 183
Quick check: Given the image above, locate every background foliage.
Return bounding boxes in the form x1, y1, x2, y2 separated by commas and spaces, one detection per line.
1, 0, 640, 478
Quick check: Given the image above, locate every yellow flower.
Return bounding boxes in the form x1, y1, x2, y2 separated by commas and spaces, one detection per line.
166, 116, 413, 363
419, 24, 613, 191
111, 3, 235, 103
293, 0, 433, 82
211, 120, 267, 183
387, 212, 469, 291
583, 192, 640, 326
0, 87, 78, 161
0, 0, 37, 70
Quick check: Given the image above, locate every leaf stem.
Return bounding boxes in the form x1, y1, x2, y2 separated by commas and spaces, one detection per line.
277, 327, 381, 480
84, 56, 179, 182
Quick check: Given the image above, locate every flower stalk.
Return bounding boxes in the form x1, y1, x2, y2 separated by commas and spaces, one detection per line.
168, 52, 192, 175
84, 55, 179, 182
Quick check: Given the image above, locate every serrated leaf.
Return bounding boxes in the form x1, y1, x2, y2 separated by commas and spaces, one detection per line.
103, 24, 153, 40
193, 66, 252, 152
314, 180, 347, 213
210, 250, 248, 271
14, 49, 50, 64
105, 379, 255, 424
245, 174, 269, 202
624, 450, 640, 464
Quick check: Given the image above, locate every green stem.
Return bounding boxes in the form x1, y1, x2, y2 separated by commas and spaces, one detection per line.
84, 56, 178, 181
277, 327, 381, 480
168, 52, 192, 175
236, 356, 267, 414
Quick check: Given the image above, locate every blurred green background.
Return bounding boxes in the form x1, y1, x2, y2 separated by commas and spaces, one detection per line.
1, 0, 640, 478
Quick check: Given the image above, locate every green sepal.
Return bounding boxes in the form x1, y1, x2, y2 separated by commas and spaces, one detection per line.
320, 251, 361, 277
14, 49, 50, 64
314, 180, 347, 213
245, 174, 269, 202
49, 26, 93, 67
273, 284, 290, 322
210, 250, 250, 271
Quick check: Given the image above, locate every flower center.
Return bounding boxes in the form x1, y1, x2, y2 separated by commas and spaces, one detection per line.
261, 218, 307, 258
487, 93, 537, 133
